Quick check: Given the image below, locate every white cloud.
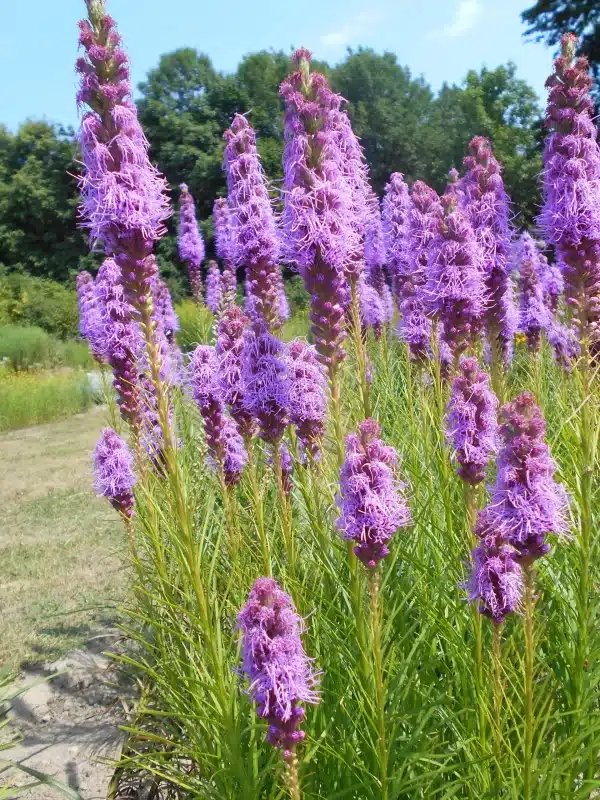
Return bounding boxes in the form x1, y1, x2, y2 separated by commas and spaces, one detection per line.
321, 9, 388, 49
435, 0, 482, 39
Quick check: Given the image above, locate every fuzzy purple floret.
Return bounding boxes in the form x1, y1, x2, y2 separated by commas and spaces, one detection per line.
223, 114, 284, 329
538, 248, 564, 314
76, 9, 170, 308
189, 344, 247, 485
216, 305, 256, 440
152, 275, 179, 337
238, 577, 319, 758
337, 418, 411, 568
382, 173, 412, 307
94, 427, 136, 518
178, 183, 205, 302
359, 279, 386, 336
462, 137, 517, 363
280, 50, 351, 374
467, 536, 523, 624
447, 357, 498, 485
285, 339, 328, 459
365, 191, 394, 323
424, 195, 486, 358
242, 322, 289, 444
547, 319, 580, 367
76, 270, 106, 362
206, 260, 223, 314
517, 233, 551, 352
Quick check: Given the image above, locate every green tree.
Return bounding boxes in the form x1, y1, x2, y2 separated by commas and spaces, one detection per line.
522, 1, 600, 95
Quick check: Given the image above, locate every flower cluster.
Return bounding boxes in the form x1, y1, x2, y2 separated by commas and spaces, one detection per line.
285, 339, 328, 459
94, 428, 136, 518
76, 270, 105, 363
238, 578, 319, 758
223, 114, 284, 328
178, 183, 205, 303
216, 304, 256, 439
206, 260, 223, 314
365, 190, 394, 323
516, 233, 551, 352
382, 173, 412, 306
447, 357, 498, 485
242, 321, 289, 444
337, 419, 411, 568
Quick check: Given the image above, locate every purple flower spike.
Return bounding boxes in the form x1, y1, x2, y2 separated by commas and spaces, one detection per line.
94, 428, 136, 518
216, 305, 256, 440
540, 34, 600, 353
468, 535, 523, 624
424, 194, 486, 360
238, 577, 319, 759
76, 5, 170, 309
285, 339, 328, 460
242, 322, 289, 444
538, 246, 564, 314
337, 418, 411, 568
76, 270, 106, 363
396, 181, 443, 360
462, 137, 517, 364
517, 233, 551, 352
223, 114, 284, 329
152, 275, 179, 338
178, 183, 205, 303
213, 198, 234, 264
189, 344, 247, 485
280, 49, 352, 375
359, 279, 385, 337
206, 260, 223, 314
447, 357, 498, 484
547, 319, 580, 368
382, 173, 412, 308
365, 191, 394, 323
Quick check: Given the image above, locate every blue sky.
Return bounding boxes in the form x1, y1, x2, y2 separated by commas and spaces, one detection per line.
1, 0, 552, 132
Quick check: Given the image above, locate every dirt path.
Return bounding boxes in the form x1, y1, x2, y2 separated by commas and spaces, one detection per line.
0, 408, 130, 798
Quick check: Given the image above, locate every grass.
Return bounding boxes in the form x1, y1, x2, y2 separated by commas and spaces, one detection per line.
0, 406, 127, 667
0, 368, 100, 431
0, 324, 94, 371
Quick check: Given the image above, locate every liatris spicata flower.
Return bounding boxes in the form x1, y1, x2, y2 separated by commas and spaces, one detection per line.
95, 258, 143, 427
540, 34, 600, 352
359, 279, 385, 336
397, 181, 444, 359
76, 270, 105, 362
216, 304, 256, 440
447, 357, 498, 485
462, 136, 517, 364
285, 339, 328, 459
365, 191, 394, 323
76, 3, 170, 310
547, 319, 580, 367
238, 577, 319, 758
242, 321, 289, 444
152, 275, 179, 340
223, 114, 284, 328
178, 183, 205, 303
94, 427, 136, 518
538, 246, 564, 314
468, 534, 523, 623
280, 49, 352, 374
189, 344, 247, 485
490, 392, 569, 563
337, 418, 411, 568
424, 194, 486, 360
382, 173, 412, 307
206, 260, 223, 314
517, 232, 551, 352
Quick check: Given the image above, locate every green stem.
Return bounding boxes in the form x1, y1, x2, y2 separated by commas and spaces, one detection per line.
369, 568, 388, 800
349, 282, 371, 419
523, 567, 535, 800
489, 335, 506, 405
492, 623, 503, 792
330, 368, 345, 469
248, 443, 271, 577
274, 441, 296, 584
285, 754, 302, 800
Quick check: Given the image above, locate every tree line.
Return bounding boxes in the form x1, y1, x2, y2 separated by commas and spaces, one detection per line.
0, 47, 546, 295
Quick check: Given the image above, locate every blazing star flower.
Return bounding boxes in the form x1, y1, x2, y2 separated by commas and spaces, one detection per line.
216, 305, 256, 440
206, 260, 223, 314
94, 427, 136, 518
95, 258, 143, 427
285, 339, 328, 460
223, 114, 284, 329
359, 279, 386, 337
447, 357, 498, 485
517, 233, 551, 352
238, 577, 319, 759
189, 344, 247, 485
398, 181, 444, 360
537, 246, 564, 314
76, 4, 170, 310
178, 183, 205, 303
540, 33, 600, 353
280, 49, 352, 375
424, 194, 486, 360
365, 190, 394, 323
468, 533, 523, 624
76, 270, 106, 362
152, 275, 179, 339
337, 418, 411, 568
382, 173, 412, 307
547, 319, 580, 368
462, 136, 518, 364
242, 321, 289, 444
